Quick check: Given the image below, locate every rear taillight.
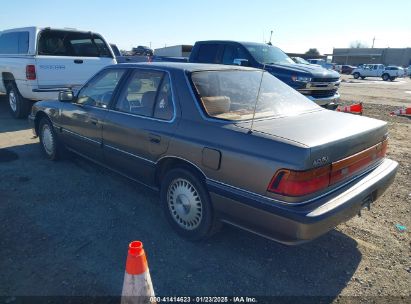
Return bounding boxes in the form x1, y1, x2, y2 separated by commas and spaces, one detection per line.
267, 165, 331, 197
267, 139, 388, 197
26, 65, 36, 80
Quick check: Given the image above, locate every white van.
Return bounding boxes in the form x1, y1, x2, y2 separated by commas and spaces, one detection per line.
0, 27, 117, 118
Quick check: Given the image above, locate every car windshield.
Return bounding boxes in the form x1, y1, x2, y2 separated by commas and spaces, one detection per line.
243, 44, 294, 65
293, 57, 310, 65
191, 70, 320, 121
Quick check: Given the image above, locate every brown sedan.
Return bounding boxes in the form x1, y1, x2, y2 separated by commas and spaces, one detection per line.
29, 63, 398, 244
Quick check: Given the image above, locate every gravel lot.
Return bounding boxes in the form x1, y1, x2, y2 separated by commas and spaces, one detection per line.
0, 77, 410, 303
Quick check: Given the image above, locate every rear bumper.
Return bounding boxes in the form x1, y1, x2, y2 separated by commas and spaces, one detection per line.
208, 158, 398, 245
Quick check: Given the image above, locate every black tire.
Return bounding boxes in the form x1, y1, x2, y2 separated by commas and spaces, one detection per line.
390, 77, 396, 81
6, 82, 31, 118
382, 73, 389, 81
353, 72, 360, 79
360, 76, 366, 80
38, 117, 62, 160
160, 167, 220, 241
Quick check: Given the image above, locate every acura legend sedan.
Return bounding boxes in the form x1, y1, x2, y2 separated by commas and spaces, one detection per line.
29, 63, 398, 244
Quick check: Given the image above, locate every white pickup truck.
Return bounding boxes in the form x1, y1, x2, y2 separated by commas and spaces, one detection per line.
351, 64, 402, 81
0, 27, 117, 118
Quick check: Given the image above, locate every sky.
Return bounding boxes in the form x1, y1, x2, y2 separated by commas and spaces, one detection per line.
1, 0, 410, 54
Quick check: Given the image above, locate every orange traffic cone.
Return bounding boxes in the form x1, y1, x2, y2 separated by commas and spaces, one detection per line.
121, 241, 155, 304
337, 102, 363, 115
390, 107, 411, 116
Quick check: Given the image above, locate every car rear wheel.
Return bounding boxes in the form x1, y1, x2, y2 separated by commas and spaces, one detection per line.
382, 73, 389, 81
353, 72, 360, 79
6, 82, 31, 118
160, 167, 220, 240
360, 76, 366, 79
389, 77, 396, 81
39, 117, 61, 160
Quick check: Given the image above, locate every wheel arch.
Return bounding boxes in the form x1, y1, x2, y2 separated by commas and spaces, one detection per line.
2, 72, 16, 91
34, 111, 51, 136
155, 156, 207, 187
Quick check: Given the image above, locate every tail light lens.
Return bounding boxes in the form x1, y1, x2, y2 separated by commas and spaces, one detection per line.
267, 139, 388, 197
26, 65, 36, 80
268, 166, 331, 197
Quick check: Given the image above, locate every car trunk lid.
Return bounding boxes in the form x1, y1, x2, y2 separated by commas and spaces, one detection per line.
237, 109, 388, 168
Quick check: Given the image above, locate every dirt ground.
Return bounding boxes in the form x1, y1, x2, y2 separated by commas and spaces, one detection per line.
0, 76, 410, 303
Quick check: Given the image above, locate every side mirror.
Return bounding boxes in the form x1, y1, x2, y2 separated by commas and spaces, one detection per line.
233, 59, 249, 67
58, 90, 74, 102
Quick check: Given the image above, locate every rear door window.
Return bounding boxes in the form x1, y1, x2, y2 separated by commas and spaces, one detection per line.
114, 70, 174, 121
38, 30, 112, 57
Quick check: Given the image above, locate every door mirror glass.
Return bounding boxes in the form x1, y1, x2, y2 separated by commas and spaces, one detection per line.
58, 90, 74, 102
233, 59, 249, 66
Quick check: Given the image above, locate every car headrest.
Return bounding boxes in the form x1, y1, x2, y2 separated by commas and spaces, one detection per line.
141, 91, 157, 108
201, 96, 231, 115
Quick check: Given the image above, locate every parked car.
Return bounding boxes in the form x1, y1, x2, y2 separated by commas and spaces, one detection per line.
188, 41, 341, 109
29, 62, 398, 244
0, 27, 116, 118
340, 65, 356, 75
351, 64, 401, 81
306, 59, 335, 70
385, 66, 405, 78
132, 46, 153, 56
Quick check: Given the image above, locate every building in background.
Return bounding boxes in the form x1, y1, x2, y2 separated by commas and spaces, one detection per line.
332, 48, 411, 66
154, 45, 193, 57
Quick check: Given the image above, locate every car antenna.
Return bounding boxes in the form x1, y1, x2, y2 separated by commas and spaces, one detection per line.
248, 65, 265, 134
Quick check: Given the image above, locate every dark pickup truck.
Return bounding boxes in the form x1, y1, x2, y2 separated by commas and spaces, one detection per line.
188, 41, 341, 109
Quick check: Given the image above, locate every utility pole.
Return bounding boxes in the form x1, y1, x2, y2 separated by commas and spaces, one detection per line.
372, 37, 375, 48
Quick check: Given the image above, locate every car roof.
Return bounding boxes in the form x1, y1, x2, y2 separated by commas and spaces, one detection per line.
113, 62, 260, 72
194, 40, 280, 48
0, 26, 98, 34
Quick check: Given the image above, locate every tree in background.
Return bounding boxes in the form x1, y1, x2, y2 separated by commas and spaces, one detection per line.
350, 40, 369, 48
305, 48, 320, 57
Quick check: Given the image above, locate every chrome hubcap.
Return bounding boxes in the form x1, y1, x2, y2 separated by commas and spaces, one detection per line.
41, 124, 54, 155
167, 178, 202, 230
9, 91, 17, 112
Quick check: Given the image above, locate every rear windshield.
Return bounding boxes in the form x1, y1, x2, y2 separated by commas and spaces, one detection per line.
37, 30, 112, 58
191, 70, 319, 121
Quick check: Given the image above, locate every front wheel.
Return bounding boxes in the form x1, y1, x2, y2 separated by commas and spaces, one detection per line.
38, 118, 62, 160
353, 72, 360, 79
6, 82, 31, 118
160, 168, 220, 240
382, 73, 389, 81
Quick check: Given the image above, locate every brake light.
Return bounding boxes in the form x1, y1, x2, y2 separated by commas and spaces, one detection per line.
267, 139, 388, 197
26, 65, 36, 80
267, 165, 331, 197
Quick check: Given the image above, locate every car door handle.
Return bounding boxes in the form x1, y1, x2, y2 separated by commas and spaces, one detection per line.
149, 133, 161, 144
74, 59, 84, 64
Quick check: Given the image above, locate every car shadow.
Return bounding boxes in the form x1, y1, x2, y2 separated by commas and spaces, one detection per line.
0, 94, 32, 133
0, 149, 361, 301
